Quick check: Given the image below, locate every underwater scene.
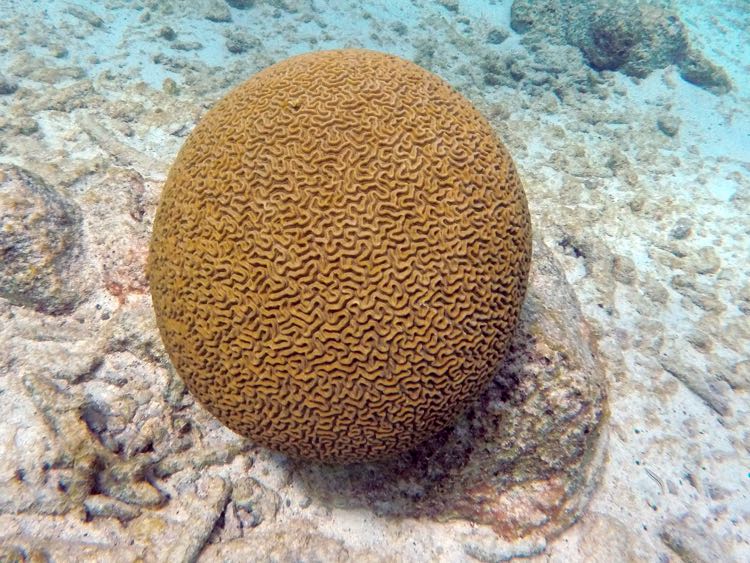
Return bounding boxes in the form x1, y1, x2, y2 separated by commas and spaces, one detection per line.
0, 0, 748, 561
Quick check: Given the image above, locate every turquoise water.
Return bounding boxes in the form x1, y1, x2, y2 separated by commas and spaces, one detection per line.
2, 1, 747, 161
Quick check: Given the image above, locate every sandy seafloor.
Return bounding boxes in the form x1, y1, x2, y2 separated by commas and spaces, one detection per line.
0, 0, 748, 561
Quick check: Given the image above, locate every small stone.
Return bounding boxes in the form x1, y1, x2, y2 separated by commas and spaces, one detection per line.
642, 277, 669, 305
158, 26, 177, 41
391, 21, 408, 36
657, 114, 681, 137
226, 0, 254, 8
694, 247, 721, 275
0, 75, 17, 95
737, 286, 750, 315
163, 78, 178, 95
50, 44, 69, 58
437, 0, 459, 12
0, 544, 48, 563
725, 359, 749, 390
97, 463, 166, 507
14, 117, 39, 135
205, 0, 232, 22
84, 494, 142, 522
629, 196, 645, 212
669, 217, 692, 239
173, 417, 192, 435
172, 40, 203, 51
463, 535, 545, 561
686, 330, 712, 352
486, 28, 509, 45
65, 5, 104, 28
225, 31, 260, 54
232, 477, 280, 528
612, 255, 637, 285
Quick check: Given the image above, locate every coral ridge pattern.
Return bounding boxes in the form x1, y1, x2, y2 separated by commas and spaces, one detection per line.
147, 49, 532, 463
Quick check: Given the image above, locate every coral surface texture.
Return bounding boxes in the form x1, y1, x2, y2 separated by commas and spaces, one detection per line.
147, 49, 533, 463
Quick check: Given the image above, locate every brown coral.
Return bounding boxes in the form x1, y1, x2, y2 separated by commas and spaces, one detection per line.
147, 49, 532, 463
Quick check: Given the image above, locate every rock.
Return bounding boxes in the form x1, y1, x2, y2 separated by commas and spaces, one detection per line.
737, 283, 750, 315
391, 21, 408, 36
679, 48, 732, 95
437, 0, 459, 12
659, 343, 731, 416
462, 534, 546, 562
657, 114, 681, 137
0, 534, 141, 563
0, 165, 86, 314
159, 476, 232, 562
50, 45, 68, 59
510, 0, 731, 94
670, 275, 725, 313
0, 544, 47, 563
64, 5, 103, 28
205, 0, 232, 22
79, 169, 154, 303
96, 458, 166, 507
670, 218, 693, 240
571, 1, 687, 78
295, 238, 608, 546
0, 74, 18, 95
660, 514, 737, 563
162, 77, 178, 96
694, 247, 721, 275
13, 117, 39, 136
486, 28, 509, 45
157, 26, 176, 41
231, 477, 280, 529
226, 0, 254, 9
225, 30, 260, 54
172, 40, 203, 51
201, 522, 368, 562
84, 495, 141, 522
725, 359, 749, 391
579, 513, 660, 561
612, 255, 637, 285
153, 444, 248, 479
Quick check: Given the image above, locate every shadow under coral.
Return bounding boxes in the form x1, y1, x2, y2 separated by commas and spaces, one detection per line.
292, 239, 609, 541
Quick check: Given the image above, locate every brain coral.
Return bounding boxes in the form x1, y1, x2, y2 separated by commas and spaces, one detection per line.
147, 49, 532, 463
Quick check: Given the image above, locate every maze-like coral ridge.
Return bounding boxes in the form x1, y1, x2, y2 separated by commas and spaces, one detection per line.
148, 49, 532, 463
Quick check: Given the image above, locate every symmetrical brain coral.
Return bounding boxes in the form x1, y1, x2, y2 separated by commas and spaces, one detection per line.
147, 49, 532, 463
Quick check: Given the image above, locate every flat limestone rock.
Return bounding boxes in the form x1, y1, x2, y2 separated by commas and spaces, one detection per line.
295, 237, 608, 543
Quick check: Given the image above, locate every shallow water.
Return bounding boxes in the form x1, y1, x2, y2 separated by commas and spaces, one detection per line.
0, 1, 748, 561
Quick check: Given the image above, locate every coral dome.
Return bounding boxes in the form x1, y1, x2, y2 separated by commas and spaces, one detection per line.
147, 49, 532, 463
